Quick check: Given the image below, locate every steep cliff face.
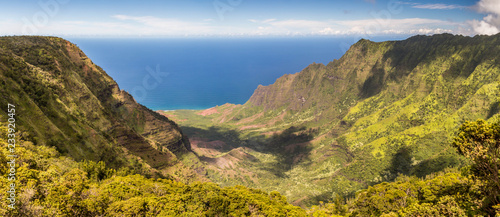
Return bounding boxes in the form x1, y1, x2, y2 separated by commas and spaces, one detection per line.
248, 63, 327, 110
244, 33, 500, 131
0, 36, 203, 181
247, 38, 384, 111
166, 33, 500, 205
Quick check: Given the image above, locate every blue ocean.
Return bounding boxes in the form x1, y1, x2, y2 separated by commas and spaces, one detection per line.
69, 37, 404, 110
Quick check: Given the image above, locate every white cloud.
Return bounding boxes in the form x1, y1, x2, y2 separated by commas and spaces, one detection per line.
0, 14, 467, 37
469, 18, 500, 35
330, 18, 459, 35
317, 27, 341, 35
410, 28, 451, 34
248, 19, 276, 23
469, 0, 500, 35
474, 0, 500, 14
110, 15, 213, 34
262, 19, 277, 23
412, 3, 466, 10
267, 19, 330, 29
338, 18, 449, 27
240, 17, 462, 36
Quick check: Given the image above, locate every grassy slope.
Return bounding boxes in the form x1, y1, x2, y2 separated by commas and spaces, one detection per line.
163, 33, 500, 206
0, 125, 306, 216
0, 36, 204, 182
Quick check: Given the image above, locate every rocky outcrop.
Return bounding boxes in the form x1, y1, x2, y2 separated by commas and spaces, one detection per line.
0, 36, 204, 181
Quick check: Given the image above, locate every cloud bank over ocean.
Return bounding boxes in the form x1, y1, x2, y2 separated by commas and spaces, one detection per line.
469, 0, 500, 35
0, 0, 497, 37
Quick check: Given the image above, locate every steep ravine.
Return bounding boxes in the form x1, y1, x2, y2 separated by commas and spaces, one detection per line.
164, 33, 500, 206
0, 36, 205, 182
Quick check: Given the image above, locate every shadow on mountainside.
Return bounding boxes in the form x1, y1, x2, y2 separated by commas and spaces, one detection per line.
385, 146, 413, 181
385, 145, 464, 181
180, 125, 317, 178
181, 125, 251, 153
487, 101, 500, 119
263, 126, 317, 177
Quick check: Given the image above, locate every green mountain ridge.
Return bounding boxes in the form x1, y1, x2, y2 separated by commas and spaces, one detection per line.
164, 33, 500, 206
0, 36, 204, 182
0, 34, 499, 216
0, 36, 310, 216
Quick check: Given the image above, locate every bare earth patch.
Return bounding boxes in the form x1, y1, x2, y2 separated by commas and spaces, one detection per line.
268, 110, 287, 126
159, 112, 186, 122
239, 110, 287, 132
189, 137, 228, 157
201, 147, 256, 170
217, 104, 239, 123
236, 112, 264, 125
197, 107, 219, 116
239, 124, 266, 130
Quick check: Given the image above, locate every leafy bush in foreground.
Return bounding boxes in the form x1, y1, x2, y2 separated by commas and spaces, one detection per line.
0, 125, 306, 216
309, 119, 500, 216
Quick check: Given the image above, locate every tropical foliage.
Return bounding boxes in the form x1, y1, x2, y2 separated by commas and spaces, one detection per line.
0, 36, 204, 183
0, 125, 306, 216
308, 119, 500, 216
1, 34, 500, 216
165, 33, 500, 206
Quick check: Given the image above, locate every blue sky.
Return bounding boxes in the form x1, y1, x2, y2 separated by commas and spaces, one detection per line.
0, 0, 498, 37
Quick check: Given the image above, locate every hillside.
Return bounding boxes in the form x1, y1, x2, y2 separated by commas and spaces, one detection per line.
0, 125, 306, 216
0, 36, 204, 182
164, 33, 500, 206
0, 36, 314, 216
0, 34, 498, 216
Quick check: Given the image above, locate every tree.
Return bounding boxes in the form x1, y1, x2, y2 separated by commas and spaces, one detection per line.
452, 119, 500, 215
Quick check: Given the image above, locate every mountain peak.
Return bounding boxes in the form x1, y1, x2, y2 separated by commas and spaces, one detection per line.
168, 33, 500, 206
0, 36, 205, 181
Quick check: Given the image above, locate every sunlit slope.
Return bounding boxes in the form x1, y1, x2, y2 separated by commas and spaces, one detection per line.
165, 33, 500, 206
0, 36, 204, 182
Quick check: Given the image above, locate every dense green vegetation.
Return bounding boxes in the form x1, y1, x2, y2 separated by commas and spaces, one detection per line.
0, 36, 204, 182
453, 120, 500, 215
309, 119, 500, 216
166, 33, 500, 206
0, 125, 306, 216
1, 34, 500, 216
1, 119, 498, 216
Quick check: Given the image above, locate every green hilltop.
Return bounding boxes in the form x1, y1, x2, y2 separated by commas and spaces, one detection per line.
0, 36, 307, 216
164, 33, 500, 207
0, 36, 204, 182
0, 34, 499, 216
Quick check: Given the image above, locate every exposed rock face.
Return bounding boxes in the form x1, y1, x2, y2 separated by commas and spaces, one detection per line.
0, 36, 204, 181
170, 33, 500, 205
